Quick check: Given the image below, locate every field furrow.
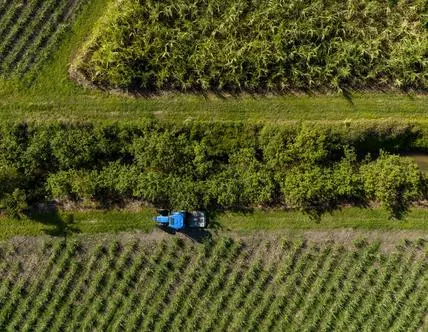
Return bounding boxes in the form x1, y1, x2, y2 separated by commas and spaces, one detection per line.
0, 0, 83, 77
0, 234, 425, 331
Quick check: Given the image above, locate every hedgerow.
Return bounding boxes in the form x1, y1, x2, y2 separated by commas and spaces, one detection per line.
74, 0, 428, 92
0, 120, 425, 219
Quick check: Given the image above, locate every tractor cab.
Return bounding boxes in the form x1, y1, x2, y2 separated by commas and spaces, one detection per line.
154, 211, 185, 230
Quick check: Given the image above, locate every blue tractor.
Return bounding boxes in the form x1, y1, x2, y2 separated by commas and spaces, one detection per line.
154, 210, 207, 231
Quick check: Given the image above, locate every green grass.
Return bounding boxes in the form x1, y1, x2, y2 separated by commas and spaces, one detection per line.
0, 210, 154, 241
221, 208, 428, 232
0, 207, 427, 241
0, 92, 427, 124
405, 154, 428, 173
0, 235, 426, 331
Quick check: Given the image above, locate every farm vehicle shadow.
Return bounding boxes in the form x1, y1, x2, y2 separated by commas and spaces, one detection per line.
158, 226, 213, 243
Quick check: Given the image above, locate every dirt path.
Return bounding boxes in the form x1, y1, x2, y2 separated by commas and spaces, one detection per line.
4, 226, 427, 255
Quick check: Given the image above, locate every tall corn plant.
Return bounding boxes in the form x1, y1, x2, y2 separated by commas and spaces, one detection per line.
76, 0, 428, 92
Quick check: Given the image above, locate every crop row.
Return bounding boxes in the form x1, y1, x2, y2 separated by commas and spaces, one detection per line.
0, 237, 425, 331
76, 0, 428, 92
0, 0, 83, 78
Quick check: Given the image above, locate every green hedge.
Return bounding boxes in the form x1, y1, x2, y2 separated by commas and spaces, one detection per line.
75, 0, 428, 92
0, 120, 425, 219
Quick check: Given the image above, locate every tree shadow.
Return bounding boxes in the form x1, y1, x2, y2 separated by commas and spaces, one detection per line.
205, 209, 222, 230
342, 87, 354, 107
26, 206, 80, 242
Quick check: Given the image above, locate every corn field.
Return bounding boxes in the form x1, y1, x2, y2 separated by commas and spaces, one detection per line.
0, 0, 85, 79
0, 236, 426, 331
77, 0, 428, 92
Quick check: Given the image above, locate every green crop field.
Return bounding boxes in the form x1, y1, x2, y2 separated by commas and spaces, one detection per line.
0, 0, 84, 82
0, 235, 426, 332
75, 0, 427, 92
0, 0, 427, 330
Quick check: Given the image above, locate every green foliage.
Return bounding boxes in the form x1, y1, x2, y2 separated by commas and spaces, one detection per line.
47, 170, 95, 203
77, 0, 428, 92
0, 165, 19, 195
220, 148, 274, 207
261, 125, 339, 171
134, 173, 204, 210
50, 125, 101, 170
0, 165, 26, 218
281, 149, 363, 219
94, 162, 138, 200
361, 152, 422, 219
131, 130, 193, 175
0, 189, 28, 219
0, 121, 425, 218
133, 171, 170, 207
167, 176, 202, 211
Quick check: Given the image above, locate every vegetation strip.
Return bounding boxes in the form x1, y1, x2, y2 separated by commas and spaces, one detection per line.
1, 121, 427, 221
0, 235, 426, 330
75, 0, 427, 93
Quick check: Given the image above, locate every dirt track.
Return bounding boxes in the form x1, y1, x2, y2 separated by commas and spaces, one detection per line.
4, 226, 427, 256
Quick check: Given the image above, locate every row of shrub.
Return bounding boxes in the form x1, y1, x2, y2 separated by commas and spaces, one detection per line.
0, 120, 426, 219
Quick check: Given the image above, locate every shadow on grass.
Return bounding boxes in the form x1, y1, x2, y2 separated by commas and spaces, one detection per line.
26, 207, 80, 241
342, 87, 354, 106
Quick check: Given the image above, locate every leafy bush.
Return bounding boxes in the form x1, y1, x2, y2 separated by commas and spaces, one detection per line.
133, 171, 171, 207
0, 189, 28, 219
361, 152, 423, 218
167, 176, 203, 211
50, 125, 101, 170
227, 148, 275, 206
0, 165, 26, 218
47, 170, 95, 203
281, 151, 362, 219
0, 165, 20, 196
261, 125, 340, 171
282, 166, 338, 219
131, 130, 193, 175
93, 162, 138, 203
